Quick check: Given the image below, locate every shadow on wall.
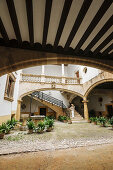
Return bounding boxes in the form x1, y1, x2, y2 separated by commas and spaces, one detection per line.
72, 96, 84, 118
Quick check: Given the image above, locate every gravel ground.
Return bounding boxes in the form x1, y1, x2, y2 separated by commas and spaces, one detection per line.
0, 121, 113, 155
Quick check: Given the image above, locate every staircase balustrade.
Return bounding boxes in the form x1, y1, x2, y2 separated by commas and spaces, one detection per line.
32, 91, 66, 109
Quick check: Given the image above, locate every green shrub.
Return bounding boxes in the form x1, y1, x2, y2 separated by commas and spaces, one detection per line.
1, 123, 11, 134
89, 117, 94, 122
6, 118, 18, 129
36, 121, 45, 132
27, 121, 35, 130
45, 119, 54, 128
0, 124, 5, 134
46, 116, 55, 120
98, 117, 107, 126
109, 116, 113, 126
58, 116, 68, 122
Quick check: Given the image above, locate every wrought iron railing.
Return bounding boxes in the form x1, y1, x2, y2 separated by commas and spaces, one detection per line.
32, 91, 66, 109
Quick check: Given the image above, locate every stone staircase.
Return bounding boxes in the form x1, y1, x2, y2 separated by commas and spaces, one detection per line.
71, 110, 86, 123
31, 91, 67, 119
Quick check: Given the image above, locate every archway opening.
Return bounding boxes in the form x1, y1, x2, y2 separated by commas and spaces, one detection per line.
87, 81, 113, 118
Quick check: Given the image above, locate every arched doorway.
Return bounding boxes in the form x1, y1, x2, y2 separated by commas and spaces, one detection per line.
87, 81, 113, 118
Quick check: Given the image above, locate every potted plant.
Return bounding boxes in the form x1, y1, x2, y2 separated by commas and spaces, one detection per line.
6, 118, 18, 130
92, 117, 98, 125
45, 118, 54, 132
0, 125, 5, 139
88, 117, 93, 123
109, 117, 113, 129
36, 121, 45, 133
63, 116, 68, 123
58, 116, 63, 122
27, 120, 35, 133
1, 123, 11, 134
98, 117, 107, 127
67, 117, 72, 124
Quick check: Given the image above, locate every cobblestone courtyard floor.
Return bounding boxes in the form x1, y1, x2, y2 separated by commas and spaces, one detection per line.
0, 121, 113, 155
1, 143, 113, 170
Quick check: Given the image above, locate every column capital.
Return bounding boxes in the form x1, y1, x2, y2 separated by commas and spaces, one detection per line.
17, 99, 23, 104
82, 100, 88, 103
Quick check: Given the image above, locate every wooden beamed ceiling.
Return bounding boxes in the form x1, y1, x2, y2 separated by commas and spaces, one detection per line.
0, 0, 113, 59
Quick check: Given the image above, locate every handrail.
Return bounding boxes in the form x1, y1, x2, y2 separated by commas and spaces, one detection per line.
32, 91, 66, 109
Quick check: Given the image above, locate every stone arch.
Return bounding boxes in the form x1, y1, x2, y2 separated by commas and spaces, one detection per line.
19, 88, 84, 100
1, 47, 113, 76
84, 79, 113, 98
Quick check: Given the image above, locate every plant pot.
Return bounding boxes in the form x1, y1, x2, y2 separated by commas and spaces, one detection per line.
63, 120, 67, 123
0, 133, 5, 139
46, 127, 52, 132
100, 124, 105, 127
94, 121, 97, 125
68, 120, 72, 124
37, 130, 43, 134
88, 120, 91, 123
28, 129, 33, 134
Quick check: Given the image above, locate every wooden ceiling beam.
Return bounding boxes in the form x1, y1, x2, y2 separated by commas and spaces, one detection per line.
54, 0, 73, 49
26, 0, 34, 44
42, 0, 52, 47
64, 0, 93, 50
102, 43, 113, 56
74, 0, 112, 52
0, 18, 9, 43
6, 0, 22, 43
84, 15, 113, 54
93, 32, 113, 55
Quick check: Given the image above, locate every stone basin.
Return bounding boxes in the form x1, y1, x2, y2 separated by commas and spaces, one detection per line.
30, 115, 45, 125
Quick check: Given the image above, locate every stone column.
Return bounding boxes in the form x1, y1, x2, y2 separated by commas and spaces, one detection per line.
42, 65, 45, 75
41, 65, 45, 83
16, 100, 22, 121
82, 99, 89, 121
62, 64, 64, 76
62, 64, 65, 84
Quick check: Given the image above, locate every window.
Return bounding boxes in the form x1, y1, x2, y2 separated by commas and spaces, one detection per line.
4, 73, 16, 102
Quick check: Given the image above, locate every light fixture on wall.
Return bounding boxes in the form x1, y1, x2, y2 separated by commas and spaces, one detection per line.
83, 67, 87, 74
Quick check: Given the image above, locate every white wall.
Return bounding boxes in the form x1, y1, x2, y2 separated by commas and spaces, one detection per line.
23, 66, 42, 75
67, 65, 80, 77
0, 75, 11, 116
88, 94, 112, 112
43, 90, 70, 107
21, 96, 53, 113
22, 65, 80, 77
0, 70, 21, 117
12, 70, 22, 112
79, 66, 100, 83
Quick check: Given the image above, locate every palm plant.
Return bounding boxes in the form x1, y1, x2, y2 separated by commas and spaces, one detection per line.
0, 125, 5, 139
45, 118, 54, 132
27, 120, 35, 133
92, 117, 98, 125
36, 121, 45, 133
1, 123, 11, 134
98, 117, 107, 127
109, 117, 113, 128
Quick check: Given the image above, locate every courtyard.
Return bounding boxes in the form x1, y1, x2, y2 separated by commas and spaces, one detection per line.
0, 121, 113, 155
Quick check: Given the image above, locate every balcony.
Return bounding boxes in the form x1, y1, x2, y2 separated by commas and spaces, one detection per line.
21, 74, 81, 85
